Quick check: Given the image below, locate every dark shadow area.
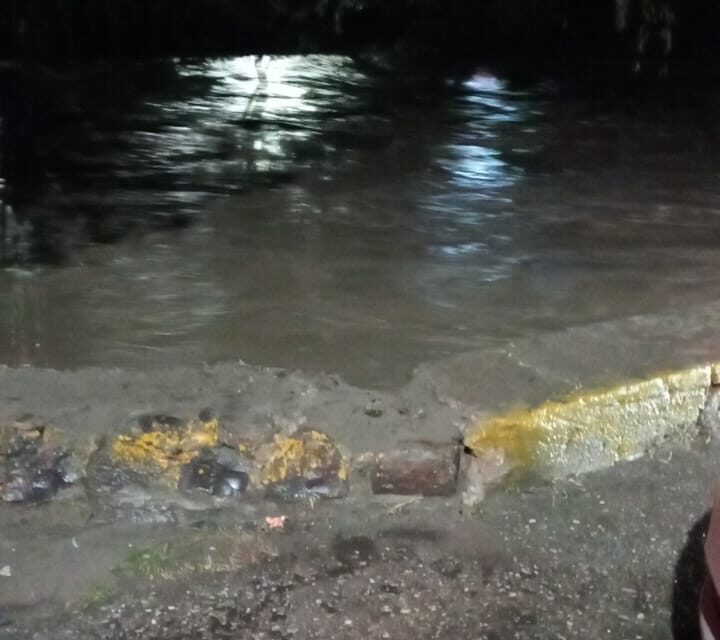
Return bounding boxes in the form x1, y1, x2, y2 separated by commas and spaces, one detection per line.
0, 55, 464, 267
0, 61, 204, 264
0, 58, 375, 265
672, 510, 710, 640
0, 0, 276, 60
1, 0, 720, 86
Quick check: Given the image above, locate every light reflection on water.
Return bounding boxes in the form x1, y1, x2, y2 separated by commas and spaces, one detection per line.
1, 56, 720, 388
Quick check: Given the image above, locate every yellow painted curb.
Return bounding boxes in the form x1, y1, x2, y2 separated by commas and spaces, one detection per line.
464, 364, 717, 477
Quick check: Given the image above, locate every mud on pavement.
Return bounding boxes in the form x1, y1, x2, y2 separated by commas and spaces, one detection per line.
5, 303, 720, 638
2, 442, 718, 640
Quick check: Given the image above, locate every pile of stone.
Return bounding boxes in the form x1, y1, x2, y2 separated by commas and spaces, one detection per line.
0, 420, 82, 503
0, 410, 463, 517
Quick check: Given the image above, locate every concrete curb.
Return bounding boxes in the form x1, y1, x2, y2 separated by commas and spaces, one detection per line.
5, 302, 720, 506
6, 361, 719, 508
464, 363, 720, 479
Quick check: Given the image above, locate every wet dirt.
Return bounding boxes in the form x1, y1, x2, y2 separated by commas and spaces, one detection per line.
2, 443, 716, 639
3, 305, 720, 639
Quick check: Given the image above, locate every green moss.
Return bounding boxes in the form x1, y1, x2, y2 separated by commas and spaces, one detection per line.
110, 528, 276, 582
117, 543, 177, 579
79, 580, 120, 606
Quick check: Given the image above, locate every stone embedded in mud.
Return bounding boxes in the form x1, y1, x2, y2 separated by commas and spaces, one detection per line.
0, 423, 81, 503
213, 470, 248, 497
179, 455, 216, 492
371, 441, 460, 497
56, 452, 84, 485
84, 449, 144, 499
2, 468, 59, 502
261, 429, 348, 500
110, 415, 220, 486
213, 445, 254, 474
178, 448, 250, 497
84, 450, 184, 523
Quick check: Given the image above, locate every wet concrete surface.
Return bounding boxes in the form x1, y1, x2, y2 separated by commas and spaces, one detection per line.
414, 299, 720, 415
2, 442, 717, 639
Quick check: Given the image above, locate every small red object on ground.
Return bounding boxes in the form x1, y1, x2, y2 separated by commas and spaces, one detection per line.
265, 515, 288, 530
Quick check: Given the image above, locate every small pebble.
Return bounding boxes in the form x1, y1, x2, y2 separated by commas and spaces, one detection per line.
0, 565, 12, 577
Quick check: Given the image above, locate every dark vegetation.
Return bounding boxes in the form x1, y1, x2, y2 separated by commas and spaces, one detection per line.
0, 1, 718, 77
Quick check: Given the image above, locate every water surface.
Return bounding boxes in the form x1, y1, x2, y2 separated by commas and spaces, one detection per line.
1, 56, 719, 388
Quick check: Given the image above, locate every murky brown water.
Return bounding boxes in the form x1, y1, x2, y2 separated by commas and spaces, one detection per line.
1, 56, 720, 388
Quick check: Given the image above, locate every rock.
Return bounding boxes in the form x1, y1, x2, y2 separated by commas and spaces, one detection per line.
213, 470, 248, 497
178, 449, 250, 497
110, 414, 220, 486
179, 455, 217, 493
2, 462, 65, 503
212, 446, 254, 475
261, 429, 348, 500
0, 423, 81, 503
95, 413, 255, 513
84, 449, 144, 499
371, 441, 460, 497
56, 452, 84, 485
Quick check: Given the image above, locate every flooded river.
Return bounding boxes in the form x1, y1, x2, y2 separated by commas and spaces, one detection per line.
1, 56, 720, 388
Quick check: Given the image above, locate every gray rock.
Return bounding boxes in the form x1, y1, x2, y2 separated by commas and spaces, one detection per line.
178, 450, 250, 497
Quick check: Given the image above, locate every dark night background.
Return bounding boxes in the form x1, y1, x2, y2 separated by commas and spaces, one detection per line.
0, 0, 713, 76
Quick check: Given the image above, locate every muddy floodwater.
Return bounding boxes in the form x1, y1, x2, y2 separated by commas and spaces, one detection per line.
2, 57, 720, 388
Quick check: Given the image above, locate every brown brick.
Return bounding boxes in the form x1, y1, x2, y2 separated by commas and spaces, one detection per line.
371, 441, 460, 497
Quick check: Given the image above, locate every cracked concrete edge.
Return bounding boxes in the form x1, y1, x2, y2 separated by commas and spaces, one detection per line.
412, 301, 720, 413
464, 362, 720, 481
7, 301, 720, 501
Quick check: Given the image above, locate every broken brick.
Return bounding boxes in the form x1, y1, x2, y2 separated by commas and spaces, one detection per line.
371, 441, 460, 497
